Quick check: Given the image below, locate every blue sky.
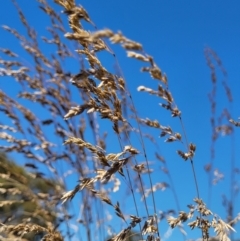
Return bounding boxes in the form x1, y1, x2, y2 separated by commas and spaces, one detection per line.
0, 1, 240, 241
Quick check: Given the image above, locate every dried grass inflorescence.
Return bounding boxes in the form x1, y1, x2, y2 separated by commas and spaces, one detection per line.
0, 0, 239, 241
168, 199, 235, 241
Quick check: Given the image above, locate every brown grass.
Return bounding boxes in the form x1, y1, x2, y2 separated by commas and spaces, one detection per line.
0, 0, 239, 240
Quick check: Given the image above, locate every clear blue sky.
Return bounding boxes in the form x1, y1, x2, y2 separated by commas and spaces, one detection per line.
0, 1, 240, 240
